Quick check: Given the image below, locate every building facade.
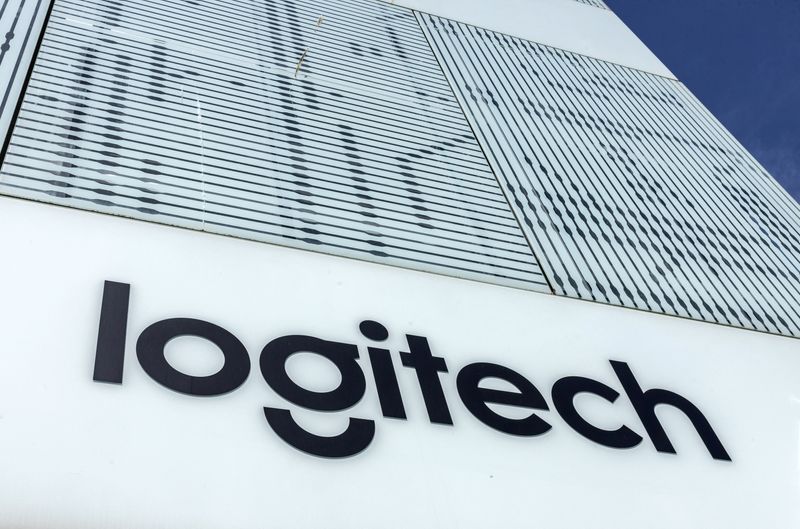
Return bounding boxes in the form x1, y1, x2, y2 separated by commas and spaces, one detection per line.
0, 0, 798, 527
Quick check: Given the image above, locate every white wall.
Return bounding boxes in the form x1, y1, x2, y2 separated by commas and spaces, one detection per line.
389, 0, 675, 78
0, 196, 798, 528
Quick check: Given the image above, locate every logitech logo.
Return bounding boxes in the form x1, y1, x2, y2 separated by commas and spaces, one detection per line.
93, 281, 731, 461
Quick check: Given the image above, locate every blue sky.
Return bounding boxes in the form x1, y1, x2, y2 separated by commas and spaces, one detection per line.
606, 0, 800, 201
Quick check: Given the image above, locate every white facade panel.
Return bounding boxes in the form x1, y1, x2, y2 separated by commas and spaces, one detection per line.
1, 3, 799, 525
0, 195, 799, 528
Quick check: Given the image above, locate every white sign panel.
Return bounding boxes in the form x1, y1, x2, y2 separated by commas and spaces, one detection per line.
1, 196, 799, 528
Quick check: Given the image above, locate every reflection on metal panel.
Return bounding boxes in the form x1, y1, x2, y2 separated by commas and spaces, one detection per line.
0, 0, 548, 291
0, 0, 48, 141
419, 13, 800, 337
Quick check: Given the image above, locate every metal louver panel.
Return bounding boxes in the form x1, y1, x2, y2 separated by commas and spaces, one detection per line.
0, 0, 549, 291
0, 0, 49, 139
419, 13, 800, 337
572, 0, 608, 9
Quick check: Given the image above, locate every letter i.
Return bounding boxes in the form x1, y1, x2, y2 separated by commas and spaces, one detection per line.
360, 320, 406, 419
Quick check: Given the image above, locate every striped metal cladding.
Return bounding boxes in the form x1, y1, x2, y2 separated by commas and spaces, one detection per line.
0, 0, 48, 139
572, 0, 608, 9
419, 13, 800, 337
0, 0, 549, 291
2, 0, 799, 338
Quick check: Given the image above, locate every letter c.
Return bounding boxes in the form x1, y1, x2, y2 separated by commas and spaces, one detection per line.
552, 376, 643, 449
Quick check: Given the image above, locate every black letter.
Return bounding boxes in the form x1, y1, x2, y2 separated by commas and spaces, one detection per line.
263, 409, 375, 458
611, 360, 731, 461
457, 362, 551, 436
261, 335, 365, 410
136, 318, 250, 396
552, 376, 643, 449
361, 320, 406, 419
93, 281, 131, 384
400, 335, 452, 425
260, 335, 374, 458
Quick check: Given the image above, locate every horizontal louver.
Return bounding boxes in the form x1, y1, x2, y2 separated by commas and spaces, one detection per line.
0, 0, 549, 291
572, 0, 608, 9
3, 0, 799, 338
0, 0, 48, 138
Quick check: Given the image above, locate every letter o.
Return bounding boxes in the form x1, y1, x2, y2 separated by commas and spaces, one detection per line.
136, 318, 250, 396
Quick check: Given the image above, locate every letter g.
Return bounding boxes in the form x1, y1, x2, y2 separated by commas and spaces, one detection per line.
260, 335, 375, 458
